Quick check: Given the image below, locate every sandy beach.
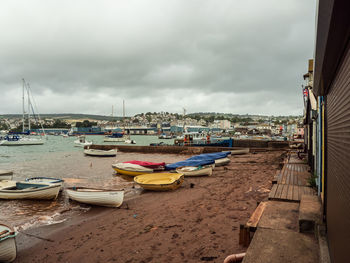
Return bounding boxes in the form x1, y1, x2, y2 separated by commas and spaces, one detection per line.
14, 150, 285, 263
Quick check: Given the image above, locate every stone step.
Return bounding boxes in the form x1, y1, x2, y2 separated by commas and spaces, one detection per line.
299, 194, 322, 233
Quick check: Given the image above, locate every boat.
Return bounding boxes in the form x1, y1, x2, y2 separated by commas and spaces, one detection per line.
66, 187, 124, 207
16, 177, 64, 189
158, 133, 172, 139
229, 148, 249, 155
74, 135, 92, 147
112, 163, 153, 176
0, 170, 13, 181
0, 180, 16, 190
103, 132, 127, 142
122, 161, 165, 171
175, 165, 213, 177
84, 148, 117, 157
0, 135, 44, 146
0, 224, 17, 263
124, 139, 136, 144
215, 157, 231, 166
134, 173, 184, 191
0, 183, 61, 200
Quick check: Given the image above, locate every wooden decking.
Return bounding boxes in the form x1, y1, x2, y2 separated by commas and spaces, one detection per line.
269, 153, 315, 202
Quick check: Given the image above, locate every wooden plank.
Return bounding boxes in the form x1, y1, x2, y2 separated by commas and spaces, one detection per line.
292, 185, 299, 201
281, 184, 289, 200
287, 184, 294, 201
272, 170, 280, 184
275, 184, 284, 199
269, 184, 278, 199
246, 201, 267, 229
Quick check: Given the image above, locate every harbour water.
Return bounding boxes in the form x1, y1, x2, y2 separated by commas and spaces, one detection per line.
0, 135, 181, 231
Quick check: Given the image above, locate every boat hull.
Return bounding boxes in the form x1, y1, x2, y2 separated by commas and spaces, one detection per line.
0, 170, 13, 181
176, 166, 213, 177
0, 224, 17, 263
0, 140, 44, 146
67, 188, 124, 207
113, 168, 152, 176
103, 137, 125, 142
0, 184, 60, 200
215, 158, 231, 167
134, 173, 184, 191
84, 149, 117, 157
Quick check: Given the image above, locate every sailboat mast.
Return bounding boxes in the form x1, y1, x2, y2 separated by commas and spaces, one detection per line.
123, 100, 125, 132
27, 83, 31, 132
22, 79, 25, 133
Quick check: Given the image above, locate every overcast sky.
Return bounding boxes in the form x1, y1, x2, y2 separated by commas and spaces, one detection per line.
0, 0, 316, 116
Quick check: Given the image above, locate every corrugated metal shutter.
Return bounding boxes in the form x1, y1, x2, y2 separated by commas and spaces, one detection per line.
326, 43, 350, 263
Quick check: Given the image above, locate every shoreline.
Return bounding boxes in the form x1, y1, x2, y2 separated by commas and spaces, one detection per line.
14, 150, 285, 263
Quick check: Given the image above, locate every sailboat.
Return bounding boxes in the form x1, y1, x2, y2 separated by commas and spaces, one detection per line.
0, 79, 45, 146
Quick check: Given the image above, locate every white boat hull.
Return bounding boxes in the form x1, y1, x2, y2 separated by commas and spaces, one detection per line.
215, 158, 231, 167
103, 137, 125, 142
0, 139, 44, 146
84, 149, 117, 157
67, 188, 124, 207
0, 170, 13, 181
0, 224, 17, 263
176, 166, 213, 177
0, 185, 60, 200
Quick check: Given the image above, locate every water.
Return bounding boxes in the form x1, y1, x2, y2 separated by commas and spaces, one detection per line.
0, 135, 182, 230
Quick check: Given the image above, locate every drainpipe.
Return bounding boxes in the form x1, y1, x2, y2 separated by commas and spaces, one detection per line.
223, 253, 246, 263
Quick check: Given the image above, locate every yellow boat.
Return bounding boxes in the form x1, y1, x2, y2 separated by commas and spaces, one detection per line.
134, 173, 184, 191
112, 163, 153, 177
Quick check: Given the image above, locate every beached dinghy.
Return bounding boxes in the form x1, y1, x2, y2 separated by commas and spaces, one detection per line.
84, 148, 117, 157
134, 173, 184, 191
112, 163, 153, 176
0, 183, 60, 200
0, 181, 16, 190
215, 157, 231, 167
17, 177, 64, 189
0, 224, 17, 263
176, 165, 213, 177
66, 187, 124, 207
123, 161, 165, 171
0, 170, 13, 181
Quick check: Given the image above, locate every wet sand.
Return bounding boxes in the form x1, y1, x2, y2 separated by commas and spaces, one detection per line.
14, 150, 285, 263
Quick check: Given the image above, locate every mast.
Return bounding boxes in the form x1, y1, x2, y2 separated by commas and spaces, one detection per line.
27, 83, 31, 132
123, 100, 125, 133
22, 79, 25, 133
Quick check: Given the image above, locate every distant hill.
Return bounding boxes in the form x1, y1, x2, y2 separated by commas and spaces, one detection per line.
0, 113, 123, 121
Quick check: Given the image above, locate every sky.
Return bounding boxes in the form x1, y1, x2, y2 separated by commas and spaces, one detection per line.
0, 0, 316, 117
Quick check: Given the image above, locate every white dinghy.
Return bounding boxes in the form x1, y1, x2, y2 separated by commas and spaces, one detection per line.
215, 157, 231, 167
0, 183, 60, 200
176, 166, 213, 177
66, 187, 124, 207
0, 224, 17, 263
84, 148, 117, 157
0, 170, 13, 181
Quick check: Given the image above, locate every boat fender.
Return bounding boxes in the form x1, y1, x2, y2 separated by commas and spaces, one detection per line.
223, 253, 245, 263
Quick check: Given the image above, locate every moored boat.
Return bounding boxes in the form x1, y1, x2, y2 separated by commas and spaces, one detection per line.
0, 135, 44, 146
0, 183, 60, 200
123, 161, 165, 171
175, 165, 213, 177
17, 177, 64, 189
66, 187, 124, 207
0, 170, 13, 181
74, 136, 92, 147
112, 163, 153, 176
84, 148, 117, 157
215, 157, 231, 167
0, 224, 17, 263
134, 173, 184, 191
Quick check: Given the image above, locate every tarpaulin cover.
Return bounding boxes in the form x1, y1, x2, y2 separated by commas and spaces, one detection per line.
165, 159, 215, 170
123, 160, 165, 169
186, 152, 231, 161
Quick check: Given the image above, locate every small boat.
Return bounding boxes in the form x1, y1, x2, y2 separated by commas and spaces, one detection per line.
0, 135, 44, 146
0, 170, 13, 181
103, 133, 127, 142
0, 183, 60, 200
215, 157, 231, 167
134, 173, 184, 191
17, 177, 64, 189
0, 224, 17, 263
84, 148, 117, 157
66, 187, 124, 207
74, 136, 92, 147
123, 161, 165, 171
0, 180, 16, 190
112, 163, 153, 176
175, 165, 213, 177
124, 139, 136, 144
229, 148, 249, 155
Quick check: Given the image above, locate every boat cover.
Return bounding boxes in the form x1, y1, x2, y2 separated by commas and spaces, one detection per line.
123, 160, 165, 169
112, 163, 153, 172
165, 159, 214, 170
186, 152, 230, 161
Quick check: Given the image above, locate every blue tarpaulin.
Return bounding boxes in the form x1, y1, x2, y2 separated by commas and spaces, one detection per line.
165, 151, 230, 170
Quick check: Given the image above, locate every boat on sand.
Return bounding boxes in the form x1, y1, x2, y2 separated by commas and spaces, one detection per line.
0, 170, 13, 181
0, 183, 60, 200
134, 173, 184, 191
66, 187, 124, 207
0, 224, 17, 263
215, 158, 231, 167
17, 177, 64, 189
123, 161, 165, 171
112, 163, 153, 176
84, 148, 117, 157
176, 166, 213, 177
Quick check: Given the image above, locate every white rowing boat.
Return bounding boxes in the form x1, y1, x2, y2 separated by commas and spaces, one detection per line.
0, 170, 13, 181
215, 157, 231, 167
66, 187, 124, 207
0, 224, 17, 263
84, 148, 117, 157
175, 166, 213, 177
0, 184, 61, 200
17, 177, 64, 189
